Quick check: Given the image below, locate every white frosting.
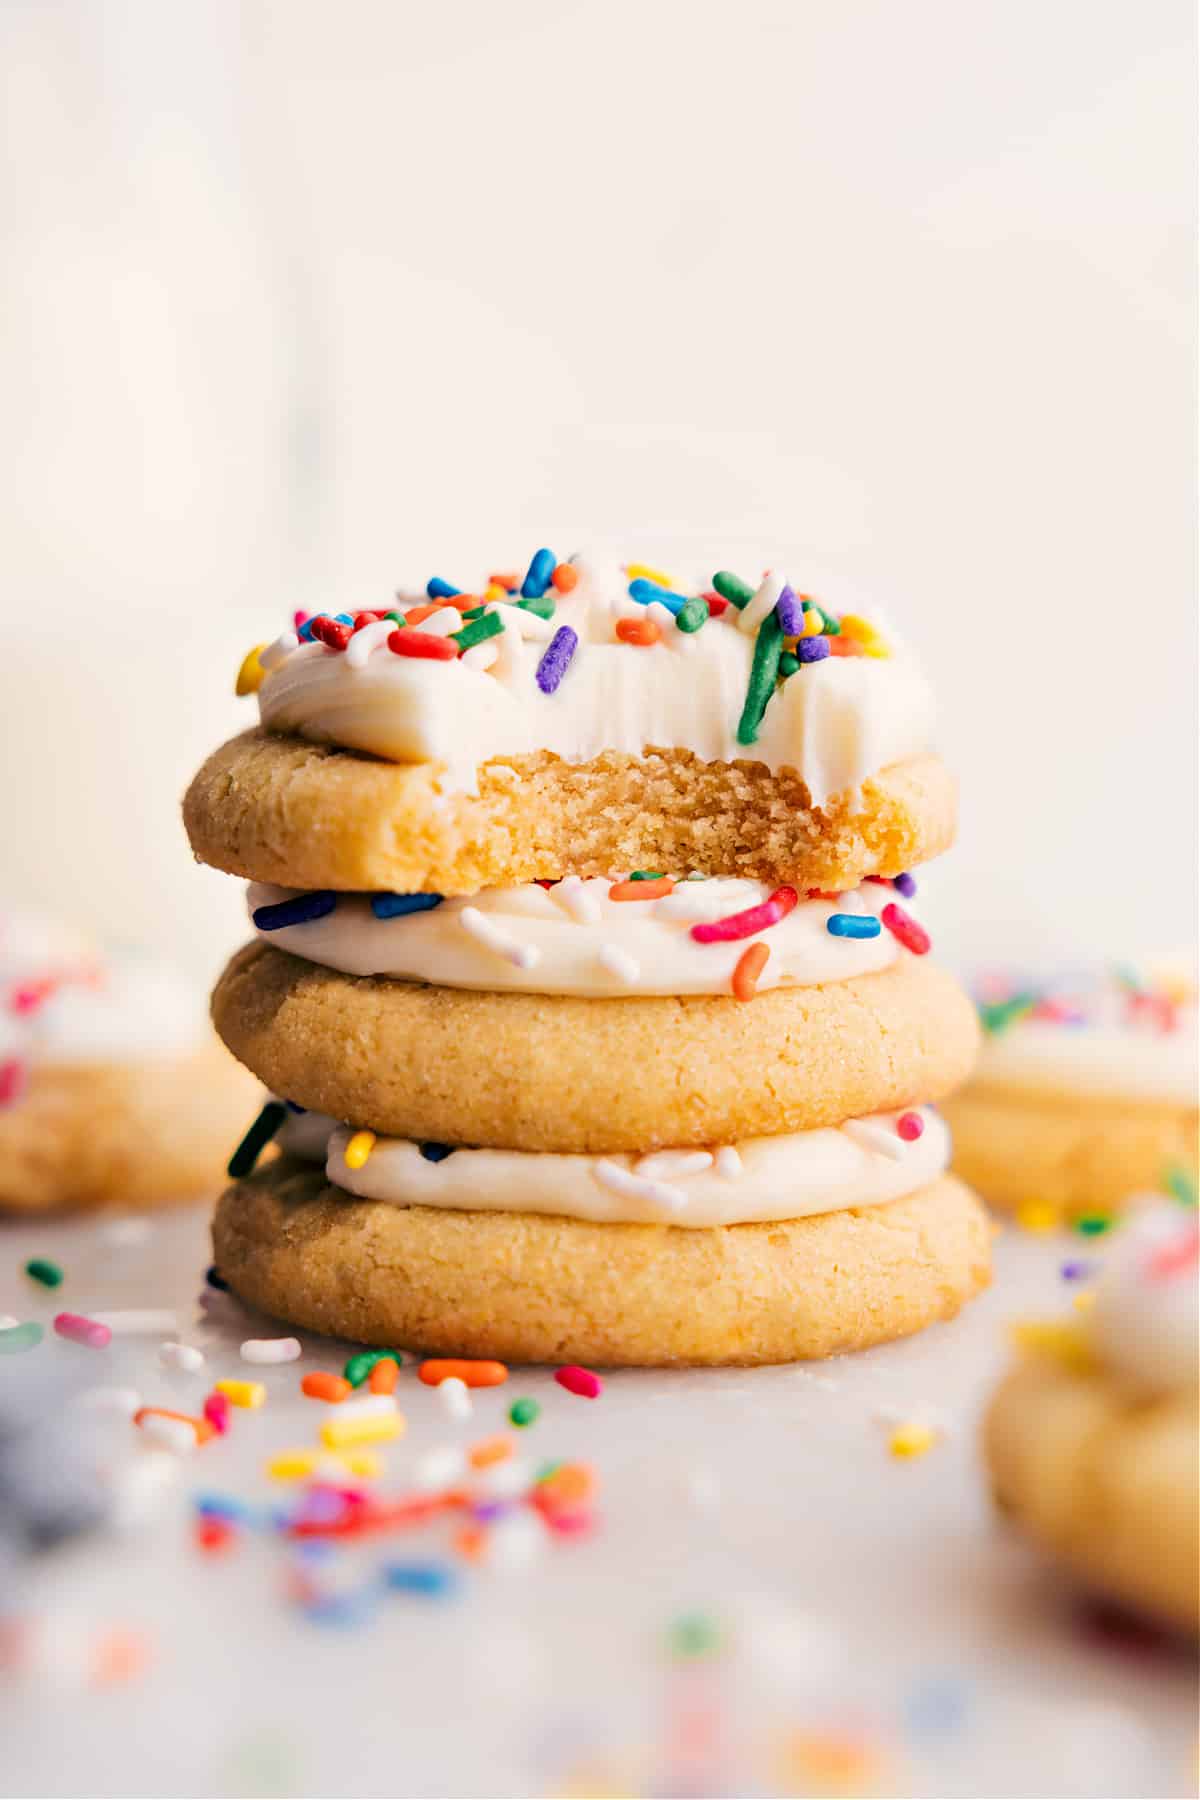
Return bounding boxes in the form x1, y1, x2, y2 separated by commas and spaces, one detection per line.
247, 877, 906, 998
1090, 1205, 1198, 1391
276, 1105, 949, 1228
255, 555, 935, 806
0, 913, 203, 1067
973, 961, 1198, 1105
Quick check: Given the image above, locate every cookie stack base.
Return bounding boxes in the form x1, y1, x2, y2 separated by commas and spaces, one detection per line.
213, 1161, 991, 1367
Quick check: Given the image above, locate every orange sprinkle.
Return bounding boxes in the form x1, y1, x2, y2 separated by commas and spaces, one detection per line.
732, 941, 770, 1001
616, 616, 662, 647
91, 1628, 150, 1688
301, 1372, 352, 1403
551, 562, 579, 593
468, 1433, 514, 1470
535, 1461, 596, 1508
403, 601, 462, 627
368, 1357, 400, 1395
608, 877, 675, 902
133, 1406, 214, 1445
488, 572, 520, 591
453, 1523, 488, 1563
829, 634, 865, 657
418, 1358, 509, 1389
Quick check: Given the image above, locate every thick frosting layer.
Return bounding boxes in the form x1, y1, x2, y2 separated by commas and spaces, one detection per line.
0, 912, 203, 1069
246, 877, 907, 997
972, 959, 1197, 1105
1090, 1204, 1198, 1391
254, 555, 935, 806
277, 1105, 949, 1228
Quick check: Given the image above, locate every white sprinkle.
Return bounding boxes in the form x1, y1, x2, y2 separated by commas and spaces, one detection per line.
489, 1509, 544, 1571
91, 1309, 178, 1335
461, 642, 499, 671
459, 906, 541, 971
738, 571, 786, 634
137, 1416, 196, 1455
111, 1449, 181, 1530
477, 1456, 533, 1499
592, 1161, 687, 1213
597, 943, 640, 985
486, 601, 555, 641
553, 875, 602, 925
344, 619, 392, 668
336, 1392, 398, 1422
634, 1149, 714, 1181
415, 1446, 468, 1491
240, 1336, 302, 1364
158, 1342, 205, 1374
260, 629, 300, 670
715, 1146, 744, 1178
438, 1376, 472, 1421
75, 1385, 141, 1417
98, 1218, 152, 1247
0, 1314, 18, 1331
841, 1118, 907, 1161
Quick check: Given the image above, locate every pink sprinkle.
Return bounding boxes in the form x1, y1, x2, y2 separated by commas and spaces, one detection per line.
203, 1391, 232, 1435
880, 902, 930, 956
11, 978, 56, 1017
555, 1365, 603, 1400
293, 610, 311, 630
54, 1312, 112, 1350
896, 1111, 924, 1141
0, 1057, 28, 1109
1145, 1221, 1199, 1282
691, 886, 799, 945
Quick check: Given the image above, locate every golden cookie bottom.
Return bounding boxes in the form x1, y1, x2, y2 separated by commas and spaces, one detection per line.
212, 1159, 991, 1366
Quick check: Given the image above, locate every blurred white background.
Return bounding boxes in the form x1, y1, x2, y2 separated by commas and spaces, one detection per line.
0, 0, 1194, 984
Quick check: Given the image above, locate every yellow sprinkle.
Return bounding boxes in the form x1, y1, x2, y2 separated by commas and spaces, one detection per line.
837, 613, 880, 644
234, 644, 268, 697
889, 1421, 937, 1459
215, 1378, 265, 1409
1010, 1318, 1095, 1372
319, 1412, 406, 1450
624, 563, 673, 588
343, 1130, 376, 1172
1016, 1198, 1062, 1234
266, 1447, 381, 1481
863, 639, 891, 658
483, 583, 508, 602
801, 609, 824, 638
1072, 1290, 1096, 1313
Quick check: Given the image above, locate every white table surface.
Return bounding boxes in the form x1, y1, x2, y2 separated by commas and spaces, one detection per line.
0, 1204, 1195, 1800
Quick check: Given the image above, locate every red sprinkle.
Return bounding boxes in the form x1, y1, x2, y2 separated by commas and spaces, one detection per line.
691, 885, 798, 945
0, 1057, 28, 1108
202, 1391, 232, 1435
353, 610, 388, 630
703, 591, 729, 616
387, 629, 459, 661
310, 616, 352, 651
880, 903, 931, 956
896, 1111, 925, 1141
195, 1517, 236, 1555
555, 1365, 603, 1400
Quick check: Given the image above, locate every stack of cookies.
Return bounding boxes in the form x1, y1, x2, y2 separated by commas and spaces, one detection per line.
185, 551, 990, 1365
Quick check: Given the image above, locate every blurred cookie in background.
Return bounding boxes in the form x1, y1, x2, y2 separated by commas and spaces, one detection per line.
943, 957, 1197, 1225
0, 908, 256, 1213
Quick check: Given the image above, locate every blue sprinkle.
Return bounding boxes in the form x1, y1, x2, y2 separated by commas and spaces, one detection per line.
426, 577, 461, 600
521, 547, 556, 599
775, 583, 805, 636
894, 872, 917, 898
381, 1561, 458, 1597
627, 578, 687, 615
535, 625, 579, 696
826, 913, 882, 939
370, 892, 445, 920
194, 1492, 254, 1523
252, 891, 338, 931
419, 1143, 455, 1163
797, 636, 831, 664
303, 1590, 379, 1628
205, 1264, 229, 1290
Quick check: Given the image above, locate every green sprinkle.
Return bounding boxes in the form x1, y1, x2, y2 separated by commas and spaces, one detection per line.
24, 1258, 63, 1289
508, 1398, 540, 1428
675, 594, 708, 633
1164, 1162, 1198, 1207
343, 1348, 406, 1387
451, 611, 505, 653
736, 613, 784, 745
779, 651, 800, 678
460, 604, 488, 621
385, 611, 406, 628
629, 870, 665, 881
0, 1321, 43, 1354
817, 608, 840, 635
666, 1611, 723, 1660
979, 994, 1038, 1036
1075, 1213, 1113, 1237
516, 594, 555, 620
712, 570, 754, 609
227, 1101, 289, 1179
534, 1459, 564, 1484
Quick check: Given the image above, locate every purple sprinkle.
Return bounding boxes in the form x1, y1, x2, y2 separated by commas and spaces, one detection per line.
535, 626, 578, 695
797, 636, 830, 664
894, 872, 917, 899
775, 584, 805, 636
1060, 1260, 1093, 1281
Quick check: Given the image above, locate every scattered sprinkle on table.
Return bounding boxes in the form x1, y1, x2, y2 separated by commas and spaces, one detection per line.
241, 1337, 302, 1365
555, 1365, 604, 1399
54, 1312, 112, 1349
24, 1258, 63, 1288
